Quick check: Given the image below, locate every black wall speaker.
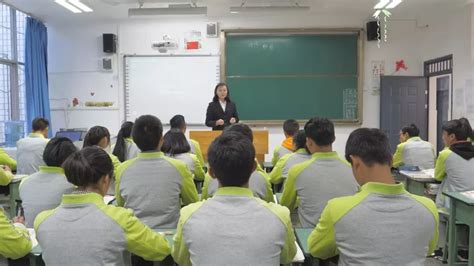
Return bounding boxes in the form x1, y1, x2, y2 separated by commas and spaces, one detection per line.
103, 33, 117, 53
366, 21, 380, 41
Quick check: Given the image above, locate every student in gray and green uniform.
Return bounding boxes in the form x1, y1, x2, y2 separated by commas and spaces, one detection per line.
35, 147, 170, 265
309, 128, 439, 265
115, 115, 199, 229
271, 119, 299, 166
161, 129, 205, 181
16, 117, 50, 175
201, 123, 274, 202
0, 207, 32, 260
280, 117, 358, 227
170, 114, 205, 166
270, 130, 311, 186
435, 119, 474, 209
112, 121, 140, 162
172, 131, 296, 266
392, 123, 435, 169
20, 137, 77, 227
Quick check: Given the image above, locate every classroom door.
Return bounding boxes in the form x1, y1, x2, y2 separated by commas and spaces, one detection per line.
380, 76, 428, 153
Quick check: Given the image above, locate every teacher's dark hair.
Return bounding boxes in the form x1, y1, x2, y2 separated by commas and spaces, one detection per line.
212, 82, 231, 102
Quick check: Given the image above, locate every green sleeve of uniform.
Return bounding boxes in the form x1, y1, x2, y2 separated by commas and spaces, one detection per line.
190, 139, 205, 166
271, 147, 280, 166
114, 159, 137, 207
260, 170, 275, 203
280, 159, 313, 210
191, 154, 205, 182
435, 149, 451, 181
166, 158, 199, 205
109, 153, 122, 174
0, 168, 13, 186
201, 174, 211, 200
110, 207, 171, 261
0, 209, 32, 259
172, 202, 204, 266
0, 148, 16, 170
392, 143, 405, 168
269, 154, 291, 184
308, 203, 338, 259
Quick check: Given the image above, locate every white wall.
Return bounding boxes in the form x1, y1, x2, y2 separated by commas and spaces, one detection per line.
46, 7, 473, 158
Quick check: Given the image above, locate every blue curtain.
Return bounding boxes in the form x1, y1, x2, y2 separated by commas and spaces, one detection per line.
25, 17, 51, 135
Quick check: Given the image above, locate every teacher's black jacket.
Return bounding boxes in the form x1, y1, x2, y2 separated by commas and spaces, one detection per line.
205, 101, 239, 130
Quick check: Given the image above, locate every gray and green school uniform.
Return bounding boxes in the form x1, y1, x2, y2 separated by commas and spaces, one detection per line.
309, 182, 439, 265
201, 169, 274, 202
435, 142, 474, 209
0, 208, 32, 259
16, 133, 49, 175
124, 138, 140, 160
19, 166, 75, 227
269, 148, 311, 185
393, 136, 435, 169
188, 138, 205, 166
169, 153, 205, 181
0, 148, 17, 171
35, 192, 171, 265
172, 187, 296, 266
115, 151, 199, 229
0, 167, 13, 186
271, 146, 293, 166
280, 152, 359, 227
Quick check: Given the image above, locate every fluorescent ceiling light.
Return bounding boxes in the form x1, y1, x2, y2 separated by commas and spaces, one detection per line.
69, 0, 93, 12
373, 10, 381, 18
55, 0, 82, 13
129, 6, 207, 16
229, 6, 310, 13
374, 0, 390, 9
386, 0, 402, 9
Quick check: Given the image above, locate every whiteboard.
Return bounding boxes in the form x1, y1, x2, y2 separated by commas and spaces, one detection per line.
124, 55, 220, 124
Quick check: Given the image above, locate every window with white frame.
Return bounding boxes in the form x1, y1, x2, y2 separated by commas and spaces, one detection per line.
0, 4, 27, 145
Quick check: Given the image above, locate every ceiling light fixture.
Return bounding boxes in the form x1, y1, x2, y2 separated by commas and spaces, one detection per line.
69, 0, 93, 12
55, 0, 82, 13
229, 6, 310, 13
128, 6, 207, 16
385, 0, 402, 9
372, 10, 381, 18
373, 0, 390, 9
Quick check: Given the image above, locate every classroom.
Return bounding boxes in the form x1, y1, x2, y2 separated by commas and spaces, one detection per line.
0, 0, 473, 265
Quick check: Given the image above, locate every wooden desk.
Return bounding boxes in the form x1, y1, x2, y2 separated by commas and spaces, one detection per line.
443, 191, 474, 266
190, 130, 269, 163
399, 170, 439, 197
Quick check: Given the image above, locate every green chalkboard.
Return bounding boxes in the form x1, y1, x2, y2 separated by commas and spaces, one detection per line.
224, 32, 361, 122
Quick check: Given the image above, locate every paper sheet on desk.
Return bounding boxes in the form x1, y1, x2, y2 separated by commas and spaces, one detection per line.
12, 175, 28, 182
461, 191, 474, 199
27, 228, 39, 248
422, 169, 435, 178
399, 170, 434, 179
293, 240, 305, 262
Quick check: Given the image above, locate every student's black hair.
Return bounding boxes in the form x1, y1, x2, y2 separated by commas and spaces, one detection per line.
62, 146, 114, 187
161, 129, 191, 156
207, 131, 255, 187
459, 117, 474, 140
32, 117, 49, 132
304, 117, 335, 146
133, 115, 163, 152
43, 137, 78, 167
170, 115, 186, 130
401, 124, 420, 137
442, 119, 469, 141
345, 128, 392, 167
112, 121, 134, 162
283, 119, 299, 136
224, 123, 253, 142
212, 82, 231, 102
83, 126, 110, 148
293, 130, 307, 150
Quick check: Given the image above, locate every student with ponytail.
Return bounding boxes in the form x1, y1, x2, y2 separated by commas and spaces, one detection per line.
112, 121, 140, 162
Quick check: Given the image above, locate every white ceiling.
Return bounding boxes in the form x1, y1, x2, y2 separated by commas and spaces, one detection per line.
5, 0, 469, 25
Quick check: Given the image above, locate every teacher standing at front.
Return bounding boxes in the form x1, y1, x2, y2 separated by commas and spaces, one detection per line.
205, 83, 239, 130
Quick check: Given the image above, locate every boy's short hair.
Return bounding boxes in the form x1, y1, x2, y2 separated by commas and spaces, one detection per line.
304, 117, 335, 146
207, 131, 255, 187
283, 119, 299, 136
442, 119, 469, 141
401, 124, 420, 137
345, 128, 392, 167
43, 137, 78, 167
293, 130, 307, 150
224, 123, 253, 142
32, 117, 49, 132
133, 115, 163, 152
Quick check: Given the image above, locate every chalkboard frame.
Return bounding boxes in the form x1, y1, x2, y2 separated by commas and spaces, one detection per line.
220, 28, 364, 125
